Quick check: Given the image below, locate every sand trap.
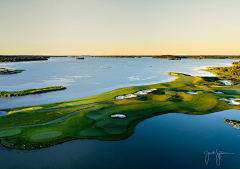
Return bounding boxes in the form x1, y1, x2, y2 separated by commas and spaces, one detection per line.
212, 91, 224, 94
134, 91, 147, 95
116, 89, 157, 99
111, 114, 126, 118
116, 96, 126, 99
142, 89, 157, 93
219, 80, 232, 85
231, 99, 240, 105
125, 94, 137, 98
134, 89, 157, 95
186, 92, 198, 94
219, 98, 240, 105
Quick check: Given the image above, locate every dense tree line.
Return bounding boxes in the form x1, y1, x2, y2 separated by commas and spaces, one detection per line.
0, 56, 49, 62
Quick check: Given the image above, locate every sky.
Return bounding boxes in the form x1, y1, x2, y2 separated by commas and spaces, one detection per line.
0, 0, 240, 55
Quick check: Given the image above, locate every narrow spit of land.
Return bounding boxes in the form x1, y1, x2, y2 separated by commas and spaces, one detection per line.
1, 63, 240, 150
0, 68, 25, 74
0, 86, 66, 97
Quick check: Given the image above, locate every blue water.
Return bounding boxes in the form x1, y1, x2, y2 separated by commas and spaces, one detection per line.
0, 57, 235, 108
0, 57, 240, 169
0, 111, 7, 117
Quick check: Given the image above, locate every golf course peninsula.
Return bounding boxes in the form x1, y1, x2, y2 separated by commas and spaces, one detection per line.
1, 62, 240, 150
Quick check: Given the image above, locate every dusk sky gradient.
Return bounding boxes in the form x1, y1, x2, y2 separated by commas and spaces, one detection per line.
0, 0, 240, 55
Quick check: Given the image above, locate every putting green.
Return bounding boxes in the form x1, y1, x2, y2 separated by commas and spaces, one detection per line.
31, 131, 62, 140
0, 129, 21, 137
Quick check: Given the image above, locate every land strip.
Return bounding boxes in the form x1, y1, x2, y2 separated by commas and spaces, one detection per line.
0, 86, 66, 97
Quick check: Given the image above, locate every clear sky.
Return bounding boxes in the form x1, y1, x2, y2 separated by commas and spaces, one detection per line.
0, 0, 239, 55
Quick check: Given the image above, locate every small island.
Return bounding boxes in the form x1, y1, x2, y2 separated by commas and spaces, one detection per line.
1, 62, 240, 150
0, 68, 25, 74
76, 57, 84, 60
0, 86, 66, 97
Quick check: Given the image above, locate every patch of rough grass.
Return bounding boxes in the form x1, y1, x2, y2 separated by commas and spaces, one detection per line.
31, 131, 62, 141
0, 129, 21, 137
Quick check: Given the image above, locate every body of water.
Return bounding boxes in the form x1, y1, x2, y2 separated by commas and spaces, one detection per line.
0, 57, 239, 169
0, 57, 235, 108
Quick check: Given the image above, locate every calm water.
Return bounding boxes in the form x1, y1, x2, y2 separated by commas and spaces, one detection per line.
0, 57, 239, 169
0, 57, 234, 108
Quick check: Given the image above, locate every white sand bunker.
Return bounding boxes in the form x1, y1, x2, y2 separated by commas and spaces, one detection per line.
111, 114, 126, 118
219, 98, 240, 105
116, 89, 157, 99
116, 96, 126, 99
186, 91, 200, 94
219, 80, 232, 85
134, 89, 157, 95
212, 91, 224, 94
116, 94, 137, 99
125, 94, 137, 98
134, 91, 147, 95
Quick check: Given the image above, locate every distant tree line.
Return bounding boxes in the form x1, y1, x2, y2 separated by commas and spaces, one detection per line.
152, 55, 240, 59
93, 55, 136, 58
0, 56, 49, 62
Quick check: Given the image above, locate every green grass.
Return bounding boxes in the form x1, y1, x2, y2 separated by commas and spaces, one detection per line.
1, 71, 240, 149
0, 86, 66, 97
31, 131, 62, 141
0, 129, 21, 137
